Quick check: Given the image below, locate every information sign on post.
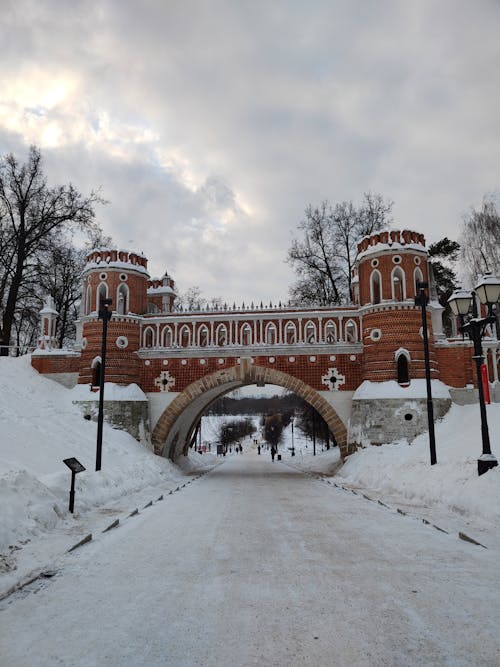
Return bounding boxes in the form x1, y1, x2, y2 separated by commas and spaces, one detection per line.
63, 457, 86, 513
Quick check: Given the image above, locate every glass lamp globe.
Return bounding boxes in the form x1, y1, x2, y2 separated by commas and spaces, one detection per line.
448, 288, 473, 316
474, 273, 500, 306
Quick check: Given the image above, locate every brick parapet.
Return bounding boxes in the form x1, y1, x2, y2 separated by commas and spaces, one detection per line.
435, 343, 475, 387
31, 352, 80, 375
139, 353, 361, 393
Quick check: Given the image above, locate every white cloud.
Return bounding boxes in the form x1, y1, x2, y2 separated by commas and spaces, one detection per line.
1, 0, 499, 301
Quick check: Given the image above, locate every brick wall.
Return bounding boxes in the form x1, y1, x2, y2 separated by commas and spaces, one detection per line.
435, 344, 475, 387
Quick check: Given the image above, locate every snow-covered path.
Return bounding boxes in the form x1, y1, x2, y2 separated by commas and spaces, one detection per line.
1, 452, 499, 667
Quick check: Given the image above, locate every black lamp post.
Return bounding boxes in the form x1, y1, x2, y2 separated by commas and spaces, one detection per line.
96, 298, 112, 471
415, 281, 437, 465
448, 274, 500, 476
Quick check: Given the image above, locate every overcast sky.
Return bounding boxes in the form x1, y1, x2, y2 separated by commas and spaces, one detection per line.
1, 0, 499, 303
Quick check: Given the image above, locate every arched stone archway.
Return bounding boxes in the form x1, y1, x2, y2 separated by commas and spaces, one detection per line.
151, 359, 349, 461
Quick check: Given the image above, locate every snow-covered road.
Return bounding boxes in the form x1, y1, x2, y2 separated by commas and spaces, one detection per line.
1, 452, 499, 666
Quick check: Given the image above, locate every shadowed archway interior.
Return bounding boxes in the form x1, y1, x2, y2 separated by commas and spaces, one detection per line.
151, 359, 349, 461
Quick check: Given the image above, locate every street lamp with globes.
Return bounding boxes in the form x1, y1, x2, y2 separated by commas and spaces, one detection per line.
448, 273, 500, 476
95, 297, 112, 471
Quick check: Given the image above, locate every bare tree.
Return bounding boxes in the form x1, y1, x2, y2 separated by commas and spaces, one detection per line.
174, 286, 223, 312
287, 192, 392, 305
0, 146, 104, 353
36, 235, 86, 347
460, 195, 500, 284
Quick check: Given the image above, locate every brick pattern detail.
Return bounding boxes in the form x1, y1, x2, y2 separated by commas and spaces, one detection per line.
362, 307, 438, 382
435, 345, 476, 387
31, 354, 80, 374
79, 317, 141, 385
140, 354, 362, 393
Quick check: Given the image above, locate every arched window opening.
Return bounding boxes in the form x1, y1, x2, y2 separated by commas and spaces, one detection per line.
285, 323, 296, 345
352, 283, 360, 305
116, 284, 129, 315
392, 267, 405, 302
397, 354, 410, 385
266, 324, 277, 345
305, 322, 316, 343
325, 321, 337, 343
198, 327, 209, 347
414, 268, 424, 297
241, 325, 252, 346
163, 327, 173, 347
144, 328, 154, 348
97, 283, 108, 310
345, 320, 357, 342
180, 326, 190, 348
85, 285, 92, 315
371, 270, 382, 304
216, 325, 227, 346
91, 357, 102, 387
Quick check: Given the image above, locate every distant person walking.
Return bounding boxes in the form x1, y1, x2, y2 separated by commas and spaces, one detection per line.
257, 445, 261, 455
271, 446, 276, 462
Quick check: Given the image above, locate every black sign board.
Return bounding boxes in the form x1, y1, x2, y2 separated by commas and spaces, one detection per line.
63, 457, 86, 474
63, 458, 86, 513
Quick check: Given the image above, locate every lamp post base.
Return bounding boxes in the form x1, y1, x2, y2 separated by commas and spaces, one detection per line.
478, 454, 498, 476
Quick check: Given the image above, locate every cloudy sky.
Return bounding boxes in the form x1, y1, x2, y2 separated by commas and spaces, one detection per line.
1, 0, 499, 303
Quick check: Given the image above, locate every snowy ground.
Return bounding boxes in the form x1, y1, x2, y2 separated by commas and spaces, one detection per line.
1, 355, 500, 596
2, 454, 500, 666
0, 356, 217, 590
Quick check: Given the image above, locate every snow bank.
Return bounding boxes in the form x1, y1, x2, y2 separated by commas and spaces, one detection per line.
70, 382, 147, 401
2, 354, 500, 559
0, 356, 211, 554
338, 402, 500, 523
353, 379, 451, 399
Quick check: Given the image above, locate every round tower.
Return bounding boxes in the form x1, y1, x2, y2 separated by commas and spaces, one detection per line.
147, 271, 176, 313
77, 248, 149, 386
353, 229, 439, 384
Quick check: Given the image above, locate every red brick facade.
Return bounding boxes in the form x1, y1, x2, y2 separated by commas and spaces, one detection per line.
33, 232, 489, 396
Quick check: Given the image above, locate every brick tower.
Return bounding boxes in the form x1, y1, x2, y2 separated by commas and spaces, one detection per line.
77, 249, 149, 386
353, 229, 438, 385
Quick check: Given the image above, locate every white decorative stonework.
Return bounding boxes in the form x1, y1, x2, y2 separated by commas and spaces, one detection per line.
99, 272, 107, 280
289, 356, 295, 362
309, 356, 316, 362
181, 359, 187, 365
116, 335, 128, 349
370, 328, 382, 342
329, 355, 336, 361
81, 337, 88, 350
154, 370, 175, 392
394, 347, 411, 361
322, 367, 346, 391
218, 358, 224, 364
163, 359, 169, 366
350, 355, 356, 361
200, 359, 206, 365
269, 357, 275, 363
145, 360, 151, 366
